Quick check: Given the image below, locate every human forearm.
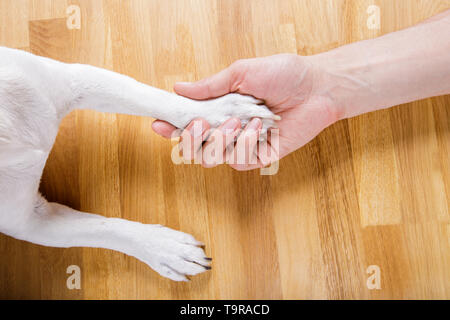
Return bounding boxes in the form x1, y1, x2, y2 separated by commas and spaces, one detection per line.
308, 9, 450, 120
152, 11, 450, 167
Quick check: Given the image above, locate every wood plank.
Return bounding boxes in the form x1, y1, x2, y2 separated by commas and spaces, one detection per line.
0, 0, 448, 299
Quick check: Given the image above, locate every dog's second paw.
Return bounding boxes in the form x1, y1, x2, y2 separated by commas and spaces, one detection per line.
133, 225, 211, 281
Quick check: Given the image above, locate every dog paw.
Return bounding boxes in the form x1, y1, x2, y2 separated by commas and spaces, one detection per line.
134, 225, 211, 281
191, 93, 280, 138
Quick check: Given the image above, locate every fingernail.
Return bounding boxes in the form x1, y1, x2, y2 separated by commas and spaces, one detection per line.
176, 81, 192, 86
248, 118, 261, 130
221, 118, 240, 133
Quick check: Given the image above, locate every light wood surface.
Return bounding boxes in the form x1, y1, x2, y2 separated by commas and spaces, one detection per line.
0, 0, 449, 299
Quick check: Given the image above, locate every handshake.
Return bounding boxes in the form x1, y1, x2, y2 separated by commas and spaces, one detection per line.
153, 10, 450, 171
152, 54, 338, 171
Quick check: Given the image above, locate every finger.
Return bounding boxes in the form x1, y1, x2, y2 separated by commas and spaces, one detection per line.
152, 120, 179, 139
227, 118, 262, 169
235, 128, 280, 170
257, 128, 280, 167
174, 61, 247, 100
180, 119, 210, 162
229, 162, 263, 171
228, 121, 281, 171
201, 118, 241, 168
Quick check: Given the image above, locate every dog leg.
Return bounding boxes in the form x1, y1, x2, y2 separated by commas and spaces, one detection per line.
1, 48, 214, 281
1, 48, 277, 281
67, 63, 278, 131
1, 47, 277, 138
8, 195, 210, 281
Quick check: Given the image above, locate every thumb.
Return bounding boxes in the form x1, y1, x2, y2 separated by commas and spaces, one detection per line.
174, 63, 244, 100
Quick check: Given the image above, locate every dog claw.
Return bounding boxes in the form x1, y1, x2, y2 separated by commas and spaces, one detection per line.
273, 114, 281, 121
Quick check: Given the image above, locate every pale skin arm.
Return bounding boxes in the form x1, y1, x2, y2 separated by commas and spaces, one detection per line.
152, 9, 450, 170
311, 9, 450, 120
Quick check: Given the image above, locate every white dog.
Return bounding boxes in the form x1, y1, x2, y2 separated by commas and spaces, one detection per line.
0, 47, 278, 281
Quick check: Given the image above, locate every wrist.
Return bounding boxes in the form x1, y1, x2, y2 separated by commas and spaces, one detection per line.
307, 46, 377, 121
307, 13, 450, 121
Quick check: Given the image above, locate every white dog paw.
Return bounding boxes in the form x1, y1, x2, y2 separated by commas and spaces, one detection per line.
134, 225, 211, 281
187, 93, 280, 138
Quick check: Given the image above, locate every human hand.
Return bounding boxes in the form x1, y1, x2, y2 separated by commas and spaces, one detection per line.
152, 54, 340, 170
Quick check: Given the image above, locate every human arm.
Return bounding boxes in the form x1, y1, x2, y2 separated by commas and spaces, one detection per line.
152, 9, 450, 170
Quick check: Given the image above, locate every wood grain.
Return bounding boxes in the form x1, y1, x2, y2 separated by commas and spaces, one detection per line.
0, 0, 449, 299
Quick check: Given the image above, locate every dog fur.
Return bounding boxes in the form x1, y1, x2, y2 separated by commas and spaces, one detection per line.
0, 46, 277, 281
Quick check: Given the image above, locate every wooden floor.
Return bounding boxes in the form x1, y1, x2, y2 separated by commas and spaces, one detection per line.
0, 0, 449, 299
